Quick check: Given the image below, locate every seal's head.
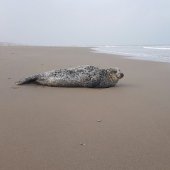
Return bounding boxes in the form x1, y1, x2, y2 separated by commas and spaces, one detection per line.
107, 67, 124, 81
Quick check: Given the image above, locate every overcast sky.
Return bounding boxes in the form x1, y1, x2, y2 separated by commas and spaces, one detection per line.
0, 0, 170, 46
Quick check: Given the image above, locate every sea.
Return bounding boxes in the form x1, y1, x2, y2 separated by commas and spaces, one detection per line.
92, 46, 170, 63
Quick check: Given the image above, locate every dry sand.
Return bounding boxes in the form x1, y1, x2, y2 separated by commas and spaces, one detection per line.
0, 46, 170, 170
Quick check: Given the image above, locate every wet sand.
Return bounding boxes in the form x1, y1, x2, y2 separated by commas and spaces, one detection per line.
0, 46, 170, 170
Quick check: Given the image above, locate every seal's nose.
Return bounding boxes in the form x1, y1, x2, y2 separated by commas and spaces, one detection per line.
120, 73, 124, 78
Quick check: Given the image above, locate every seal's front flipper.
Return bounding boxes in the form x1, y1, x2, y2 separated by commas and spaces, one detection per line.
16, 74, 39, 85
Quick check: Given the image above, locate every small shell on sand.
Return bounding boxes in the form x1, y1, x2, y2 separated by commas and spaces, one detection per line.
80, 143, 86, 146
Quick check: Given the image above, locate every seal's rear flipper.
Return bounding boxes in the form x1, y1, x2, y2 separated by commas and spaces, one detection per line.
16, 74, 39, 85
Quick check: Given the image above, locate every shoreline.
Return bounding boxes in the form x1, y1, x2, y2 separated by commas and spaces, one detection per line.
1, 44, 170, 64
0, 46, 170, 170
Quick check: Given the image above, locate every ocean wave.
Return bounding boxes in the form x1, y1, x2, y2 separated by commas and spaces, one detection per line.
91, 46, 170, 63
143, 46, 170, 50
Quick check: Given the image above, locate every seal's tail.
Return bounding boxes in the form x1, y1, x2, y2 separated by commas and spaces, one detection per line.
16, 74, 39, 85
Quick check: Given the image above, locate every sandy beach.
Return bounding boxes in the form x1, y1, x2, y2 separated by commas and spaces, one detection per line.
0, 46, 170, 170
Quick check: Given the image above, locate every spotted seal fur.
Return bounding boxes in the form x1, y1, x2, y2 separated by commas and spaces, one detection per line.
16, 65, 124, 88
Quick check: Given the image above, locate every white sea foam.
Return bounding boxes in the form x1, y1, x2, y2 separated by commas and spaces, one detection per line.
143, 46, 170, 50
91, 46, 170, 63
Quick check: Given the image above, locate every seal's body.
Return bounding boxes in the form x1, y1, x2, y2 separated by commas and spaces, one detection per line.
16, 65, 124, 88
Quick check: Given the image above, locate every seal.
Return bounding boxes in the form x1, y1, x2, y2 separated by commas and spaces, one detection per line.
16, 65, 124, 88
